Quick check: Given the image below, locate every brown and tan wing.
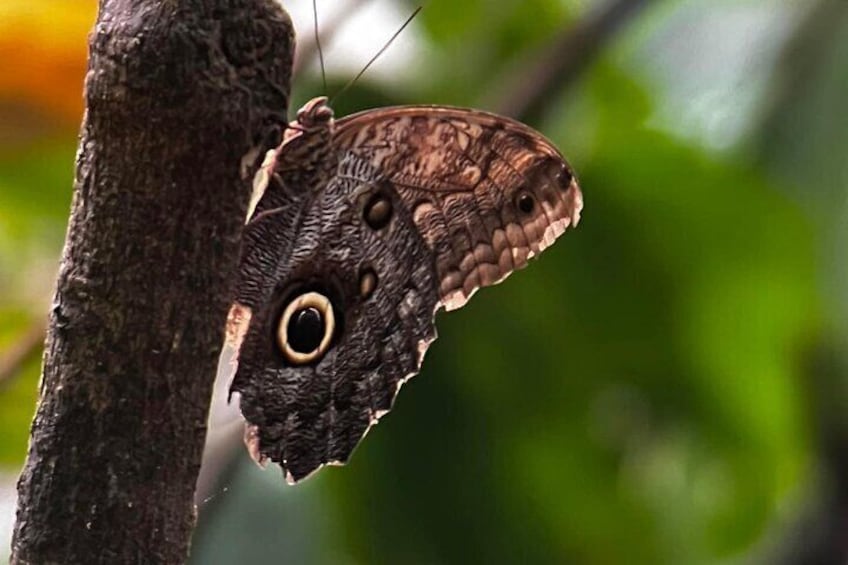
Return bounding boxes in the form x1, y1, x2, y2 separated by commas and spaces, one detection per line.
334, 106, 583, 310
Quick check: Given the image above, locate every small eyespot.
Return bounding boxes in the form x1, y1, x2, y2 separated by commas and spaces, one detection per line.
517, 191, 535, 215
364, 193, 393, 230
277, 292, 335, 365
537, 157, 574, 191
558, 166, 574, 188
359, 268, 378, 299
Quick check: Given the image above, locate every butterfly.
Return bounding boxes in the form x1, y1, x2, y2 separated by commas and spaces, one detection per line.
227, 96, 583, 483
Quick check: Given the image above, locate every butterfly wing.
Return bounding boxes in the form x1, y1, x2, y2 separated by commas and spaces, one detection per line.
335, 106, 583, 310
232, 153, 440, 483
230, 100, 583, 483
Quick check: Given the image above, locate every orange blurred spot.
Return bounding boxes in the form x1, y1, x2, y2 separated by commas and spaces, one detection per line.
0, 3, 96, 127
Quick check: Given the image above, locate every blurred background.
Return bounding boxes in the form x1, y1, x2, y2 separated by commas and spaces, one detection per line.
1, 0, 847, 563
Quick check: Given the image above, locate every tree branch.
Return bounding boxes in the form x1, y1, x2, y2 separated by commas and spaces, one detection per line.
491, 0, 654, 121
11, 0, 294, 562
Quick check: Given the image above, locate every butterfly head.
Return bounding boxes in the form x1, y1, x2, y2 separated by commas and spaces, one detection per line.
271, 97, 338, 187
295, 96, 334, 129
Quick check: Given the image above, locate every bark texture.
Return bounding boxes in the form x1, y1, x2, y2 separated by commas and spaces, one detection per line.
11, 1, 294, 562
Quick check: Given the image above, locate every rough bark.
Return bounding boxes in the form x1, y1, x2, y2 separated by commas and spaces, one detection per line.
11, 1, 294, 563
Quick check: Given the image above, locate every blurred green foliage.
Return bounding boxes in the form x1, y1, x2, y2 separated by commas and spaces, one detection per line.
2, 0, 845, 564
0, 142, 76, 466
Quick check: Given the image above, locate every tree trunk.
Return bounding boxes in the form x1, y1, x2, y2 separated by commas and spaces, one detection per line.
11, 1, 294, 562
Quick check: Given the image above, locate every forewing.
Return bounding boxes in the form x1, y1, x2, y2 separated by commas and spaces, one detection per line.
335, 106, 583, 310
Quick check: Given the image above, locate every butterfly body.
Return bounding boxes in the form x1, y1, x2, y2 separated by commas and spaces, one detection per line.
229, 97, 582, 483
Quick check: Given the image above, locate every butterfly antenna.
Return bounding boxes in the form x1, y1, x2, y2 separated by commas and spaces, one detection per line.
330, 5, 422, 105
313, 0, 327, 93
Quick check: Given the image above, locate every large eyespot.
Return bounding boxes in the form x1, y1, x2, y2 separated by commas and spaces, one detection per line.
277, 292, 335, 365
